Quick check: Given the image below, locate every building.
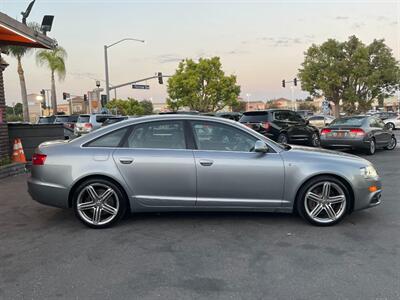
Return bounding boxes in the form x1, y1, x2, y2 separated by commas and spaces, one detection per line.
266, 98, 293, 110
245, 101, 265, 111
152, 102, 170, 113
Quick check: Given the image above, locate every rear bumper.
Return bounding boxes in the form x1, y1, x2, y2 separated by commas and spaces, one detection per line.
321, 138, 369, 149
27, 177, 70, 208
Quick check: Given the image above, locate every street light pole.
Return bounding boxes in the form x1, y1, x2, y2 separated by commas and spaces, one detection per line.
104, 38, 145, 103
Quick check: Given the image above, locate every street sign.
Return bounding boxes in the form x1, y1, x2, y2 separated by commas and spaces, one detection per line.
132, 84, 150, 90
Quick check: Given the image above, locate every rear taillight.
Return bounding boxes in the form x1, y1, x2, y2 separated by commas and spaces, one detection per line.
84, 123, 92, 129
349, 128, 365, 137
321, 128, 332, 135
32, 153, 47, 165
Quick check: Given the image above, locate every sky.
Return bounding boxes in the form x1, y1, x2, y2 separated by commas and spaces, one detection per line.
1, 0, 399, 106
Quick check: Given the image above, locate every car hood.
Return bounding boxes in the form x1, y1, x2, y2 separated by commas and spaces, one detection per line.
283, 145, 370, 164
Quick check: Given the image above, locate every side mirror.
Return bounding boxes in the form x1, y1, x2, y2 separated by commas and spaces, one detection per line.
254, 140, 268, 153
304, 119, 310, 125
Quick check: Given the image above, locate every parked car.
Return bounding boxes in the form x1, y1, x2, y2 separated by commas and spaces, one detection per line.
383, 115, 400, 130
28, 115, 382, 228
216, 112, 242, 121
371, 111, 398, 121
239, 109, 320, 147
101, 116, 128, 127
307, 115, 335, 129
54, 114, 79, 139
320, 116, 397, 155
296, 110, 314, 118
74, 114, 114, 136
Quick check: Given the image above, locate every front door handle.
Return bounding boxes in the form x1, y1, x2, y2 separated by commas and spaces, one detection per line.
119, 157, 134, 164
199, 159, 214, 166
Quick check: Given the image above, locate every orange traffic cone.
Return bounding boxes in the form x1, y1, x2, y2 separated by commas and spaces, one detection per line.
12, 138, 26, 163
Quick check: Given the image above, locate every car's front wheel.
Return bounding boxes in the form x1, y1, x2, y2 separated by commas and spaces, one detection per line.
277, 133, 289, 144
73, 178, 127, 229
296, 176, 350, 226
384, 135, 397, 150
309, 132, 320, 147
386, 122, 395, 130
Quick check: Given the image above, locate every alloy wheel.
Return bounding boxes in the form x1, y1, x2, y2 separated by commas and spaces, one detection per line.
304, 181, 347, 224
387, 122, 395, 130
76, 183, 120, 226
278, 134, 288, 144
386, 136, 397, 150
311, 133, 320, 147
370, 140, 376, 154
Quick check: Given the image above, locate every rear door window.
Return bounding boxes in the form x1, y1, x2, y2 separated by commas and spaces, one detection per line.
240, 112, 269, 123
126, 121, 186, 150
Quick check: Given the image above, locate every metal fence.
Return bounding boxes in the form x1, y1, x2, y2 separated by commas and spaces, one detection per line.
8, 124, 64, 161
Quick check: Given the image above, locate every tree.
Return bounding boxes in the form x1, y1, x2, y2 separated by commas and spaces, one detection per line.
36, 46, 67, 115
167, 57, 240, 112
7, 23, 39, 122
231, 100, 246, 112
106, 98, 144, 116
298, 36, 400, 117
298, 101, 316, 112
139, 100, 153, 115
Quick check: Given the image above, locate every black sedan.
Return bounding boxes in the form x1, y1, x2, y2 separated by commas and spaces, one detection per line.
320, 116, 397, 155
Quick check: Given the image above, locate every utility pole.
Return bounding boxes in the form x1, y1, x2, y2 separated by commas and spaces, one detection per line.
104, 38, 144, 104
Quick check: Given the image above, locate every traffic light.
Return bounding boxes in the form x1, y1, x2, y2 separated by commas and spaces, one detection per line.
40, 89, 45, 96
62, 92, 70, 100
83, 94, 88, 101
294, 78, 297, 86
158, 72, 163, 84
282, 80, 286, 88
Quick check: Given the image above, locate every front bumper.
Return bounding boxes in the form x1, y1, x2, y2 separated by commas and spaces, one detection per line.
27, 177, 70, 208
352, 177, 382, 211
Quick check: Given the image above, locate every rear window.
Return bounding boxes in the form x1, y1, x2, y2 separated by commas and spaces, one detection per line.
77, 115, 90, 123
96, 115, 112, 123
38, 117, 54, 124
85, 128, 128, 147
240, 112, 269, 123
330, 117, 365, 126
54, 116, 70, 123
68, 115, 78, 122
309, 116, 324, 121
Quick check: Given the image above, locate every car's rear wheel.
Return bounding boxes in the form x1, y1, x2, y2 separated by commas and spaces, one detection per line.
309, 132, 320, 147
296, 176, 349, 226
73, 178, 127, 229
386, 122, 395, 130
365, 138, 376, 155
277, 133, 288, 144
384, 136, 397, 150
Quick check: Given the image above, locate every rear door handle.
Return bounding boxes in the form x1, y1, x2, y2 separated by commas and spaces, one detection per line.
199, 159, 214, 166
119, 157, 134, 164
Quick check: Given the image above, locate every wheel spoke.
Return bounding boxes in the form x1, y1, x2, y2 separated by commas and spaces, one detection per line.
86, 185, 99, 201
310, 204, 324, 218
93, 207, 102, 224
324, 204, 337, 220
328, 195, 345, 204
102, 203, 118, 215
307, 192, 322, 203
99, 188, 114, 203
77, 201, 95, 211
322, 182, 331, 199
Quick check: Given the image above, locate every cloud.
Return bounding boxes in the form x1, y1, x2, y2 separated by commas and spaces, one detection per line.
257, 36, 315, 47
157, 54, 183, 64
335, 16, 349, 20
352, 22, 365, 29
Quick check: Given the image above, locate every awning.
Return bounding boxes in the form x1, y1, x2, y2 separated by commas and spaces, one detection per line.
0, 12, 55, 49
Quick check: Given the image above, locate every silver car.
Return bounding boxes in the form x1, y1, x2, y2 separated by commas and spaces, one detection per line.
28, 115, 382, 228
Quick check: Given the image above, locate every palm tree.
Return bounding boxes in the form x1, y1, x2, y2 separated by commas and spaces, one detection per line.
8, 46, 32, 122
36, 46, 67, 115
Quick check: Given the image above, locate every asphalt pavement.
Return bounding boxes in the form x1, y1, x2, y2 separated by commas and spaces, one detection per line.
0, 132, 399, 299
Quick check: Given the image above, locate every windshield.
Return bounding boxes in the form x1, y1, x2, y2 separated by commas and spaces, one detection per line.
330, 117, 365, 126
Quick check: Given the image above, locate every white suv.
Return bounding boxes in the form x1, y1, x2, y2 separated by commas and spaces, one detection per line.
74, 114, 114, 136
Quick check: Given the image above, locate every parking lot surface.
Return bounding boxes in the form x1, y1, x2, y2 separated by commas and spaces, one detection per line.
1, 132, 399, 299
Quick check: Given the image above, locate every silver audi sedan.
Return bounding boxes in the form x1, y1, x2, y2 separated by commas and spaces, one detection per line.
28, 115, 382, 228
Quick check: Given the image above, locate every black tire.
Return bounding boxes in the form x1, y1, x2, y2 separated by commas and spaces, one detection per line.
296, 175, 350, 226
384, 136, 397, 150
365, 138, 376, 155
309, 132, 320, 147
277, 133, 289, 144
386, 122, 395, 130
72, 178, 128, 229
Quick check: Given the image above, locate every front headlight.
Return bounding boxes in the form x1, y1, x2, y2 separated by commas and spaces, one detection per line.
360, 165, 379, 179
